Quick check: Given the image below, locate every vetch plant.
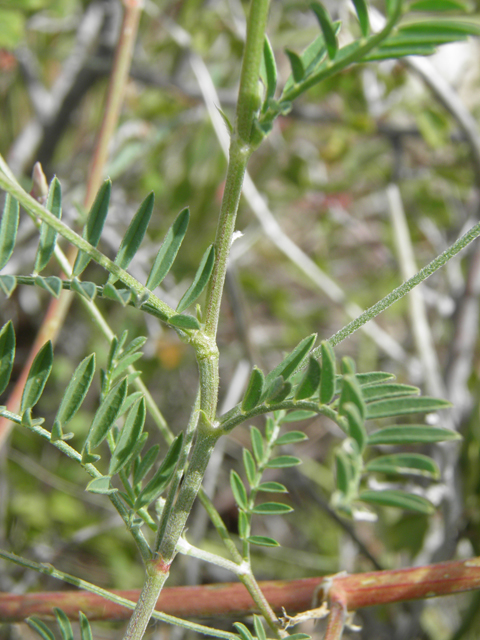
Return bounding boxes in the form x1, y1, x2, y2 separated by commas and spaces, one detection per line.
1, 1, 480, 639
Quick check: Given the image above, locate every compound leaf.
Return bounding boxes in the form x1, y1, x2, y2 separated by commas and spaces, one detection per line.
176, 244, 215, 313
109, 192, 154, 283
73, 180, 111, 276
34, 177, 62, 274
20, 341, 53, 412
0, 193, 19, 272
0, 320, 15, 396
146, 207, 190, 290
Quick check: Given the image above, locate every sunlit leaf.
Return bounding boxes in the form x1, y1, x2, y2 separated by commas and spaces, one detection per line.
276, 431, 308, 445
257, 481, 288, 493
265, 334, 316, 386
176, 244, 215, 313
73, 180, 111, 276
366, 396, 451, 419
266, 455, 302, 468
295, 357, 321, 400
85, 378, 128, 450
320, 341, 336, 404
146, 207, 190, 290
168, 313, 201, 331
242, 367, 265, 412
359, 489, 434, 514
0, 320, 15, 396
310, 1, 338, 59
79, 612, 93, 640
352, 0, 369, 37
34, 177, 62, 274
0, 193, 19, 271
285, 49, 305, 83
366, 453, 439, 478
109, 397, 146, 475
134, 433, 183, 509
368, 425, 460, 445
53, 353, 95, 433
243, 448, 256, 486
231, 470, 249, 510
252, 502, 293, 515
20, 341, 53, 412
361, 383, 419, 402
133, 444, 160, 485
53, 608, 73, 640
26, 617, 55, 640
108, 192, 154, 283
250, 426, 264, 464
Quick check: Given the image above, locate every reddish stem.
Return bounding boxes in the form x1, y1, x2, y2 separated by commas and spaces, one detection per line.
1, 557, 480, 622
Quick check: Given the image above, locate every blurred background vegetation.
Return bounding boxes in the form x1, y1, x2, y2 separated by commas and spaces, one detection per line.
2, 0, 480, 638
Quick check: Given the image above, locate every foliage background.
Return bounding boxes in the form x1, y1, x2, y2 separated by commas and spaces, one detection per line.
1, 0, 480, 638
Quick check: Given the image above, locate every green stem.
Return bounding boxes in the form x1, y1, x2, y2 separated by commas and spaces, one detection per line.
0, 549, 238, 640
316, 219, 480, 356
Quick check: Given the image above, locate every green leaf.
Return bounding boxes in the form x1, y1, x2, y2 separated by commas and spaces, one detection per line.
250, 426, 264, 464
320, 341, 336, 404
0, 320, 15, 395
35, 275, 62, 298
339, 375, 365, 420
0, 274, 16, 297
343, 403, 366, 452
265, 334, 316, 386
243, 448, 257, 486
368, 425, 461, 445
335, 449, 352, 495
233, 623, 254, 640
53, 608, 73, 640
276, 431, 308, 445
86, 476, 117, 495
266, 455, 302, 468
108, 192, 154, 283
399, 20, 480, 38
0, 193, 19, 271
26, 617, 55, 640
366, 396, 451, 419
310, 1, 338, 60
365, 453, 439, 478
20, 341, 53, 412
238, 509, 249, 539
146, 207, 190, 290
352, 0, 369, 37
79, 612, 93, 640
359, 489, 434, 514
73, 180, 111, 276
54, 354, 95, 431
242, 367, 265, 412
410, 0, 468, 9
34, 177, 62, 274
176, 244, 215, 313
71, 278, 97, 301
109, 397, 146, 476
252, 502, 293, 515
341, 356, 356, 375
295, 357, 321, 400
85, 378, 128, 450
231, 470, 249, 510
254, 615, 267, 640
102, 283, 131, 305
257, 481, 288, 493
363, 44, 437, 61
287, 635, 312, 640
361, 383, 419, 402
261, 35, 277, 104
133, 444, 160, 485
168, 313, 201, 331
356, 372, 395, 386
134, 433, 183, 509
285, 49, 305, 84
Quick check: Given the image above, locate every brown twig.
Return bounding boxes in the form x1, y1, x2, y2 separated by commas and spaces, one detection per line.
1, 557, 480, 623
